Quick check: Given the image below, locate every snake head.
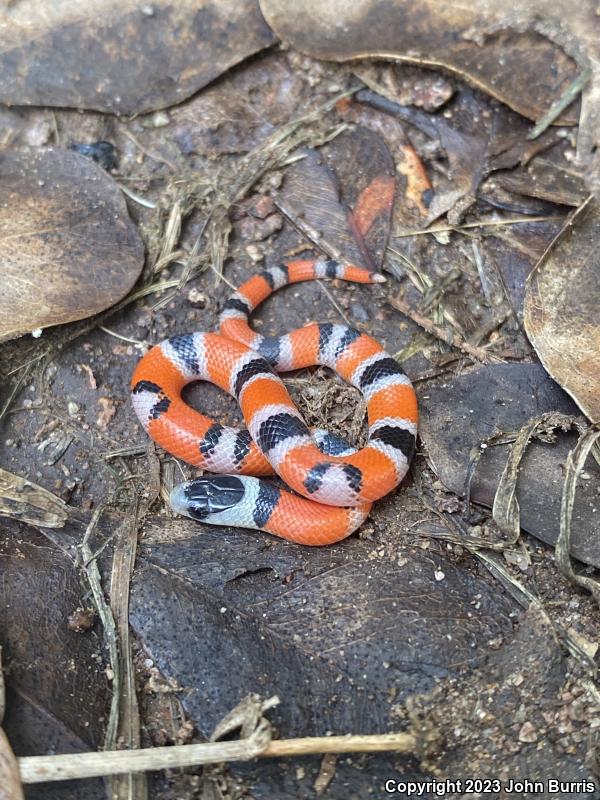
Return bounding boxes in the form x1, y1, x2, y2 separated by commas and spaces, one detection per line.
170, 476, 246, 522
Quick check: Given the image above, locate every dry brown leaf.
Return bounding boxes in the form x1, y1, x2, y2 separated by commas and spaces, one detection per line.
0, 467, 68, 528
524, 196, 600, 422
260, 0, 600, 172
0, 148, 144, 343
0, 0, 276, 114
260, 0, 579, 121
489, 154, 587, 209
276, 127, 395, 269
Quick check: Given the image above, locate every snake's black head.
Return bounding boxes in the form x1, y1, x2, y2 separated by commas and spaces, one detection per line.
170, 476, 246, 522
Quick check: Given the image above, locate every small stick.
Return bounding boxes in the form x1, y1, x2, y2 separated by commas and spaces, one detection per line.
390, 215, 565, 238
388, 295, 497, 364
18, 732, 417, 784
265, 733, 416, 756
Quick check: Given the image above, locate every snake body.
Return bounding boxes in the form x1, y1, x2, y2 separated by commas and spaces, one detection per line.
131, 258, 418, 545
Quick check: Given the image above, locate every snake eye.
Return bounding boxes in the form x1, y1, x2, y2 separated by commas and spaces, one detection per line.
170, 476, 245, 520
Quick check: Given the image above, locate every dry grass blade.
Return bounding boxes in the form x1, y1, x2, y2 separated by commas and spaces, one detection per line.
152, 200, 183, 274
464, 430, 518, 516
392, 216, 567, 239
316, 280, 352, 326
273, 195, 345, 262
314, 754, 337, 795
119, 184, 157, 209
109, 509, 148, 800
527, 68, 591, 141
492, 412, 582, 545
79, 505, 122, 752
0, 467, 68, 528
556, 423, 600, 606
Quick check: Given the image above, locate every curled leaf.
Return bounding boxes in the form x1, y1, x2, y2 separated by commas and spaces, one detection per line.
524, 196, 600, 423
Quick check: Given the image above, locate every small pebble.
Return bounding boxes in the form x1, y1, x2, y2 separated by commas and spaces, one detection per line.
187, 288, 207, 308
518, 721, 538, 743
151, 111, 169, 128
245, 243, 264, 263
67, 401, 79, 417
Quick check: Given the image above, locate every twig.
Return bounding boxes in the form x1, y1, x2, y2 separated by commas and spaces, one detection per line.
391, 216, 566, 239
18, 731, 418, 785
0, 729, 24, 800
387, 295, 498, 364
527, 68, 591, 141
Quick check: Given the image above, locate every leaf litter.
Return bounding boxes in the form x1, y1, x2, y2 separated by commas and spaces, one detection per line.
0, 18, 598, 800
